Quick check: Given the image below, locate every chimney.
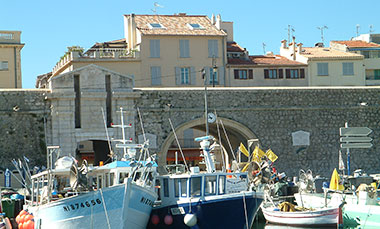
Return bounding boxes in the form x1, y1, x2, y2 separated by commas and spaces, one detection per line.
129, 14, 136, 49
292, 36, 296, 60
297, 43, 303, 53
281, 40, 287, 49
211, 14, 215, 25
215, 14, 221, 30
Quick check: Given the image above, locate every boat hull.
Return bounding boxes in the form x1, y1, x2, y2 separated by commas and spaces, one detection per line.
28, 181, 156, 229
261, 206, 341, 227
147, 191, 263, 229
294, 192, 380, 228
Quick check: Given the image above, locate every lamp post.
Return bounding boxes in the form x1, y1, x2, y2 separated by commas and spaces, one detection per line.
212, 56, 217, 87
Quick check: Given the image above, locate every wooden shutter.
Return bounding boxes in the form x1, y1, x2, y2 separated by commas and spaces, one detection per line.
234, 69, 239, 79
279, 69, 284, 78
286, 69, 291, 79
175, 67, 181, 85
300, 69, 305, 78
151, 66, 161, 85
248, 70, 253, 79
264, 69, 269, 79
190, 67, 196, 85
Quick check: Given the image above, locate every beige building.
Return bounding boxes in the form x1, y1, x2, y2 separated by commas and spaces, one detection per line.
49, 13, 229, 87
280, 39, 365, 86
226, 42, 308, 87
330, 40, 380, 85
0, 31, 24, 88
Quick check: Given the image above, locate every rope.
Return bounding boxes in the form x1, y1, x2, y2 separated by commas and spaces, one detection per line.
215, 111, 226, 172
220, 119, 236, 161
100, 189, 111, 229
242, 192, 249, 229
168, 118, 189, 172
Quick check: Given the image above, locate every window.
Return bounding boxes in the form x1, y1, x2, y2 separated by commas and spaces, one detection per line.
234, 69, 253, 80
163, 178, 169, 197
179, 40, 190, 58
105, 75, 112, 127
375, 70, 380, 80
317, 63, 329, 76
208, 40, 218, 58
180, 178, 187, 197
343, 62, 354, 76
0, 33, 13, 39
362, 51, 370, 58
174, 178, 188, 197
151, 66, 161, 85
205, 176, 217, 195
181, 67, 190, 84
209, 68, 218, 84
148, 23, 165, 29
0, 61, 8, 71
187, 23, 204, 30
174, 179, 180, 197
290, 69, 299, 78
74, 75, 81, 128
218, 175, 226, 195
150, 40, 160, 58
191, 177, 201, 197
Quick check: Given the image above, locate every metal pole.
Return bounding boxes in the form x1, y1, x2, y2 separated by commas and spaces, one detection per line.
345, 122, 351, 176
204, 71, 209, 136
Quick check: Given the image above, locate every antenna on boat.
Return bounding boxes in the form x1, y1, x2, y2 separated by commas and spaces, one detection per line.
214, 111, 226, 172
101, 107, 115, 160
168, 118, 189, 173
137, 107, 151, 160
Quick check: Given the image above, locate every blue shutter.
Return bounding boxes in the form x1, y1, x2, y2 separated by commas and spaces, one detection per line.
190, 67, 196, 85
208, 40, 218, 57
151, 66, 161, 85
218, 66, 225, 86
175, 67, 181, 85
180, 40, 190, 58
150, 40, 160, 58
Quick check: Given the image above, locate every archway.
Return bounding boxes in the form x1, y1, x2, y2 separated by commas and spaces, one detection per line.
159, 117, 257, 168
76, 140, 110, 166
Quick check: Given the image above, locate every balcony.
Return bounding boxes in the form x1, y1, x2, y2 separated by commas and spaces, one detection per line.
52, 48, 140, 76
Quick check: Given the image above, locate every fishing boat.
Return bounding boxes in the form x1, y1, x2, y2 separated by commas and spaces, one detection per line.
19, 107, 158, 229
261, 204, 343, 227
147, 73, 264, 228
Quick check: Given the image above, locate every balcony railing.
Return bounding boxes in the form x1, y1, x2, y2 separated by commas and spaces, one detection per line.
52, 48, 140, 75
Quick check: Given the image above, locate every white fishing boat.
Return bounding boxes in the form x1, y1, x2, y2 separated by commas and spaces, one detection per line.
261, 204, 343, 227
18, 107, 158, 229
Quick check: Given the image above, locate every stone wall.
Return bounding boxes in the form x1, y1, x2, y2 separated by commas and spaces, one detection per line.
0, 89, 50, 170
136, 87, 380, 178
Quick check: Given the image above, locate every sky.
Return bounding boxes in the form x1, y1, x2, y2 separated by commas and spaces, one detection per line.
1, 0, 380, 89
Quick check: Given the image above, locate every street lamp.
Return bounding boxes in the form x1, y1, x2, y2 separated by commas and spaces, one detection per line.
212, 56, 217, 87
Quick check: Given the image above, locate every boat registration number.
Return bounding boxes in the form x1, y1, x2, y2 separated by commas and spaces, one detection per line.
62, 198, 102, 212
170, 207, 185, 215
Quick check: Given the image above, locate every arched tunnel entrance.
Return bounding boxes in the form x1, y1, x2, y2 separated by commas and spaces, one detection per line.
76, 140, 110, 166
159, 117, 257, 168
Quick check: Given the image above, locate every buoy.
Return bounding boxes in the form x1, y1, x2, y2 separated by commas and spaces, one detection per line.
24, 219, 35, 229
24, 214, 33, 222
19, 210, 28, 216
151, 214, 159, 225
20, 214, 27, 224
18, 222, 24, 229
184, 214, 197, 227
164, 215, 173, 225
16, 214, 21, 224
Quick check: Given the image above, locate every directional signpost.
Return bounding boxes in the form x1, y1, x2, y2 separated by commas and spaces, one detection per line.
339, 123, 373, 175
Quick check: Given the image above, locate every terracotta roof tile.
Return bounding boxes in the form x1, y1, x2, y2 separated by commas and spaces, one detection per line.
127, 14, 226, 36
300, 47, 363, 59
332, 40, 380, 48
228, 55, 306, 66
227, 41, 245, 52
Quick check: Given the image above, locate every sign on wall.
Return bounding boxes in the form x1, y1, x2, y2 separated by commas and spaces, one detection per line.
292, 130, 310, 146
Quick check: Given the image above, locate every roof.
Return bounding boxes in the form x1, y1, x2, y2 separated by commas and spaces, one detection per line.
300, 47, 363, 59
331, 40, 380, 48
227, 55, 306, 66
126, 14, 226, 36
227, 41, 245, 52
88, 38, 127, 50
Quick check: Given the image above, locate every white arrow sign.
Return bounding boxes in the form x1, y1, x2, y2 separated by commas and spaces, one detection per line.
340, 137, 372, 143
339, 127, 372, 136
340, 143, 373, 148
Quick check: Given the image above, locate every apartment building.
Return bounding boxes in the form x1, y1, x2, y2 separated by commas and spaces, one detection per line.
280, 39, 365, 86
0, 31, 24, 88
330, 40, 380, 85
226, 42, 307, 87
48, 13, 229, 88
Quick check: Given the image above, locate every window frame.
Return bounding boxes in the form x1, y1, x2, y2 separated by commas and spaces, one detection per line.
190, 177, 202, 197
0, 61, 8, 71
342, 62, 354, 76
204, 175, 217, 196
163, 178, 169, 197
208, 40, 219, 58
150, 39, 160, 58
317, 63, 329, 76
179, 39, 190, 58
180, 67, 190, 85
151, 66, 162, 85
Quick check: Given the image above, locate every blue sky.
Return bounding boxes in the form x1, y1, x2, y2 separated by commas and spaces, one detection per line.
1, 0, 379, 88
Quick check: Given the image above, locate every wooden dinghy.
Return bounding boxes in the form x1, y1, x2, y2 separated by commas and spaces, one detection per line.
261, 202, 343, 227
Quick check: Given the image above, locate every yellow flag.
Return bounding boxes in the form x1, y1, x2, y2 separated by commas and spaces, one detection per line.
239, 143, 249, 157
252, 146, 265, 162
329, 168, 344, 191
266, 149, 278, 162
241, 162, 250, 172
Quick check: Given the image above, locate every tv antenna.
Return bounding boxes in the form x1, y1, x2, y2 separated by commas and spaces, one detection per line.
151, 2, 164, 14
287, 25, 295, 43
356, 24, 360, 37
317, 25, 328, 46
262, 43, 266, 54
369, 25, 375, 34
